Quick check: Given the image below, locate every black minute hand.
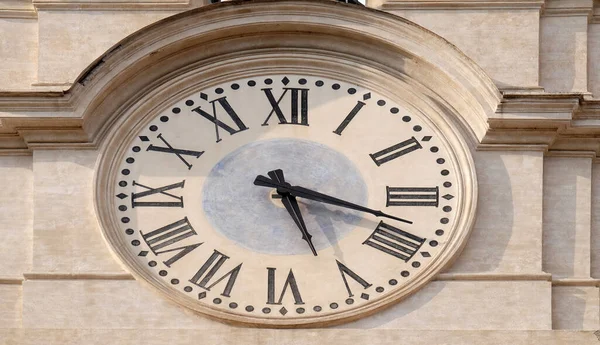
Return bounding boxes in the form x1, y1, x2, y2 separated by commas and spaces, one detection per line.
254, 175, 413, 224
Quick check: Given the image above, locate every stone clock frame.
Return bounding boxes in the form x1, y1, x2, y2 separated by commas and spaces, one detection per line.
89, 0, 489, 327
2, 0, 502, 328
94, 67, 479, 326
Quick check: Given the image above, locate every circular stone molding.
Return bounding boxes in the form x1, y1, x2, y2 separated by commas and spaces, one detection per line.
90, 0, 484, 328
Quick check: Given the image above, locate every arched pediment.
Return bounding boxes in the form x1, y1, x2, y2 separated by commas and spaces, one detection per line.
0, 0, 500, 153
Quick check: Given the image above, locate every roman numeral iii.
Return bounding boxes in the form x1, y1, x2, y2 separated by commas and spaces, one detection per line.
386, 186, 439, 207
369, 137, 422, 166
140, 217, 201, 267
261, 88, 309, 126
363, 221, 425, 261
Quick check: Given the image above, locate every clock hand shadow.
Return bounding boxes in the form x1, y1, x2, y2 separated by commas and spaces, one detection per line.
299, 200, 381, 261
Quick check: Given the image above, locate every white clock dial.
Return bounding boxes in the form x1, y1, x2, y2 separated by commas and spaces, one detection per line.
96, 74, 474, 327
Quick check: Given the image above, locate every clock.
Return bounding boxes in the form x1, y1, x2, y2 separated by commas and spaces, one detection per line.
95, 74, 477, 327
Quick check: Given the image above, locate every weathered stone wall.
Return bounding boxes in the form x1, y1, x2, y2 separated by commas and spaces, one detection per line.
0, 0, 599, 343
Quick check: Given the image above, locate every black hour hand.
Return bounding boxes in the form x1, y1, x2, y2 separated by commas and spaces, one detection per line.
266, 169, 317, 256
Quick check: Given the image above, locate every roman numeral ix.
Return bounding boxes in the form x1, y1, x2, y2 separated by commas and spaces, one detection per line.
131, 180, 185, 208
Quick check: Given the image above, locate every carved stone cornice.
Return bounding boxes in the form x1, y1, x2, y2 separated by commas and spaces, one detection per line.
541, 0, 594, 17
593, 4, 600, 23
0, 0, 36, 18
482, 92, 600, 157
0, 0, 500, 156
379, 0, 544, 10
32, 0, 193, 11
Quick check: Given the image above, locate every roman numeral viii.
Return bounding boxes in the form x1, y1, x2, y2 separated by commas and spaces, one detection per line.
369, 137, 422, 166
131, 180, 185, 208
386, 186, 439, 207
191, 96, 248, 143
266, 267, 304, 305
261, 88, 309, 126
141, 217, 201, 267
189, 250, 242, 298
363, 221, 425, 261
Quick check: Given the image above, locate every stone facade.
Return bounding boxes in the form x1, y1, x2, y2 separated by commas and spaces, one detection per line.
0, 0, 599, 343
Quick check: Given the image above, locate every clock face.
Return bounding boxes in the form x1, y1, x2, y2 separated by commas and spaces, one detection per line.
97, 74, 475, 326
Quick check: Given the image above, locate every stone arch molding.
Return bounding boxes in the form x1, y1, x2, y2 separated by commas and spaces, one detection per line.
0, 0, 500, 155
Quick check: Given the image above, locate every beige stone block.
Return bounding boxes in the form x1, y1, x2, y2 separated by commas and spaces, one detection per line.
32, 150, 123, 273
592, 164, 600, 278
0, 329, 21, 345
0, 156, 32, 277
37, 11, 177, 84
0, 19, 37, 90
589, 24, 600, 98
4, 329, 597, 345
341, 281, 551, 330
543, 157, 592, 279
388, 9, 540, 88
540, 16, 589, 93
448, 151, 543, 274
22, 279, 225, 329
10, 327, 598, 344
552, 286, 599, 330
22, 280, 551, 330
0, 284, 21, 329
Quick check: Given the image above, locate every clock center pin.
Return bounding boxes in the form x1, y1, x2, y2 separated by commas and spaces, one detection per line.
269, 189, 286, 208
